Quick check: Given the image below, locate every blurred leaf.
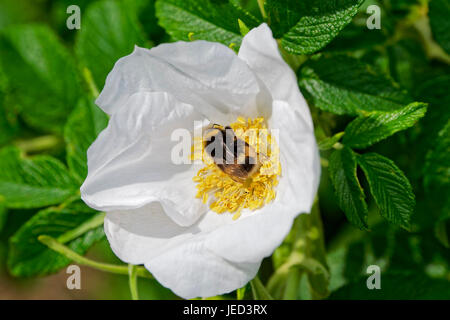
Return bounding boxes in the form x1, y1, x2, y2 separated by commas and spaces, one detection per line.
435, 217, 450, 248
269, 202, 329, 299
0, 90, 19, 146
424, 120, 450, 191
250, 277, 273, 300
0, 25, 81, 133
64, 98, 109, 184
0, 201, 7, 233
329, 147, 368, 230
318, 132, 345, 151
75, 0, 149, 89
387, 38, 428, 91
417, 74, 450, 139
155, 0, 259, 47
0, 0, 47, 29
266, 0, 364, 54
329, 273, 450, 299
343, 102, 427, 149
423, 120, 450, 236
0, 147, 78, 209
326, 23, 386, 53
134, 0, 167, 42
299, 55, 411, 115
236, 285, 246, 300
429, 0, 450, 54
8, 201, 105, 277
301, 202, 330, 299
357, 153, 415, 230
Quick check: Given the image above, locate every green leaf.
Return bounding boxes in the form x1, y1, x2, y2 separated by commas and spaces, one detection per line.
435, 216, 450, 248
318, 132, 345, 150
343, 102, 427, 149
299, 55, 412, 115
424, 120, 450, 191
325, 23, 386, 53
329, 273, 450, 299
0, 201, 7, 233
0, 147, 78, 209
75, 0, 149, 89
155, 0, 259, 48
250, 276, 273, 300
357, 153, 415, 230
64, 98, 109, 183
429, 0, 450, 54
266, 0, 364, 55
8, 201, 105, 277
329, 147, 368, 230
0, 90, 19, 146
0, 25, 81, 133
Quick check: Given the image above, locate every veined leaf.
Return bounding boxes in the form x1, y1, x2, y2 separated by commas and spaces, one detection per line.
155, 0, 259, 48
357, 153, 415, 230
266, 0, 364, 54
299, 55, 412, 115
0, 147, 78, 209
343, 102, 427, 149
75, 0, 149, 89
0, 25, 81, 133
65, 98, 109, 184
329, 147, 368, 230
429, 0, 450, 54
8, 201, 105, 277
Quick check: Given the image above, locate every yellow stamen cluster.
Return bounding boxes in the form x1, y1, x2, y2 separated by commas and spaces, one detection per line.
192, 117, 281, 220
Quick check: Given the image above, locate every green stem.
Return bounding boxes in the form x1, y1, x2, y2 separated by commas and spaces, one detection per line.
257, 0, 267, 19
283, 269, 301, 300
236, 286, 246, 300
15, 135, 62, 154
250, 276, 273, 300
38, 235, 153, 279
57, 213, 105, 243
128, 264, 139, 300
83, 67, 100, 98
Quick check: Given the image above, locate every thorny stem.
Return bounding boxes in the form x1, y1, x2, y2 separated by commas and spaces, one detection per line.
38, 235, 153, 279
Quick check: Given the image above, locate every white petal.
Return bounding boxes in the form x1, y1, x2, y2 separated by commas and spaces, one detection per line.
104, 203, 260, 299
97, 42, 269, 123
206, 100, 320, 263
81, 91, 207, 226
104, 202, 232, 265
145, 240, 260, 299
238, 24, 313, 130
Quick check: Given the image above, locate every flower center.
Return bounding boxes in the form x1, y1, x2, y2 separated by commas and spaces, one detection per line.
191, 117, 281, 220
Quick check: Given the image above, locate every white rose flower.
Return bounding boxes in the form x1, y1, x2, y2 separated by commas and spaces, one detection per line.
80, 24, 320, 299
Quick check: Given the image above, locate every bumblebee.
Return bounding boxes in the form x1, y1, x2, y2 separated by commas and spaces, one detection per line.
202, 124, 265, 183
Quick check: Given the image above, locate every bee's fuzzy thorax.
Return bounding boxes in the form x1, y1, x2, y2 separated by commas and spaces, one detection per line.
192, 117, 281, 220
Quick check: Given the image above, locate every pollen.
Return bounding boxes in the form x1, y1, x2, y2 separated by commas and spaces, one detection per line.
192, 117, 281, 220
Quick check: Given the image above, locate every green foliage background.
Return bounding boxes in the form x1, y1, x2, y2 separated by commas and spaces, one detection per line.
0, 0, 448, 300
